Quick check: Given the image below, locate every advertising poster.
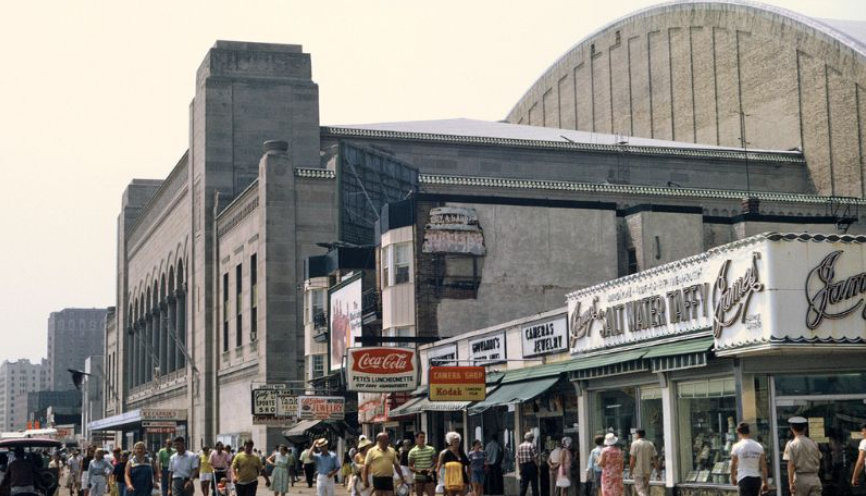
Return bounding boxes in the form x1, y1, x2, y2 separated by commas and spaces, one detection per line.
329, 274, 363, 371
346, 347, 418, 392
298, 396, 346, 421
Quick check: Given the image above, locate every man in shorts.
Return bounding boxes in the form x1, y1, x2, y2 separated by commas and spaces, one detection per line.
408, 432, 436, 496
363, 432, 405, 496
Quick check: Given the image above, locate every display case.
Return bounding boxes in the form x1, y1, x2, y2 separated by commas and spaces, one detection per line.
677, 378, 737, 485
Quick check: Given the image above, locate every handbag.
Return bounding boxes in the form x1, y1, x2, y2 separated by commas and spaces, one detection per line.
555, 463, 571, 488
444, 462, 464, 491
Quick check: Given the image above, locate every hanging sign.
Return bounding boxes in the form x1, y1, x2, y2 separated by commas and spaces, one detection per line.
298, 396, 345, 421
521, 316, 568, 357
251, 389, 278, 415
429, 366, 486, 401
346, 347, 418, 392
468, 331, 506, 365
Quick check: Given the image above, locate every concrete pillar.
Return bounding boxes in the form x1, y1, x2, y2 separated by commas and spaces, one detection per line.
130, 325, 138, 387
167, 295, 176, 373
159, 303, 169, 376
135, 320, 145, 387
661, 382, 677, 488
176, 288, 186, 369
152, 307, 161, 379
145, 314, 153, 383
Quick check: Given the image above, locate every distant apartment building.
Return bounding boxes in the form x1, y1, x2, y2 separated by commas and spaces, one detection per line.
47, 308, 108, 391
0, 359, 49, 432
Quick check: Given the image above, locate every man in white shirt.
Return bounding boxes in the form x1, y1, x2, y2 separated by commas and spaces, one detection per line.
168, 437, 200, 496
851, 422, 866, 487
730, 422, 768, 496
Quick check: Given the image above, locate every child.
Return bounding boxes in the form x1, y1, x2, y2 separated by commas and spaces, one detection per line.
216, 478, 230, 496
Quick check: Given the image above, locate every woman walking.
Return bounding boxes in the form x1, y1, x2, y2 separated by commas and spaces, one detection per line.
598, 434, 624, 496
554, 438, 572, 496
351, 439, 372, 496
267, 445, 290, 496
468, 440, 487, 496
125, 442, 156, 496
88, 450, 113, 496
200, 447, 214, 496
436, 432, 469, 496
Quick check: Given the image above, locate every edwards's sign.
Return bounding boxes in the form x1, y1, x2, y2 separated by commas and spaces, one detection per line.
346, 347, 418, 393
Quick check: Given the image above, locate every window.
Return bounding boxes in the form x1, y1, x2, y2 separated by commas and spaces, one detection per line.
677, 377, 737, 484
639, 386, 665, 479
236, 263, 243, 348
394, 243, 411, 284
308, 289, 327, 328
312, 354, 324, 379
222, 273, 229, 352
627, 248, 638, 275
250, 254, 258, 341
382, 246, 391, 287
386, 327, 413, 347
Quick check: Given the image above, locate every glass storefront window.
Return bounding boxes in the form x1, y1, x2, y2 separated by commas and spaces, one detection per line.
775, 372, 866, 396
640, 386, 665, 480
592, 387, 637, 472
677, 378, 737, 484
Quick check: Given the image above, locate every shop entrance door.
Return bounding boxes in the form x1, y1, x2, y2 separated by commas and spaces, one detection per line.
775, 397, 866, 496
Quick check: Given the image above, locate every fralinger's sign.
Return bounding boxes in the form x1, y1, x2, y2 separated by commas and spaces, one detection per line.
568, 234, 866, 355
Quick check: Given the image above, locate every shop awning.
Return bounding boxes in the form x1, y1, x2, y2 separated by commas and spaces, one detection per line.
88, 409, 144, 432
283, 420, 323, 438
499, 362, 568, 384
388, 397, 425, 417
566, 349, 649, 380
468, 377, 559, 415
643, 336, 714, 373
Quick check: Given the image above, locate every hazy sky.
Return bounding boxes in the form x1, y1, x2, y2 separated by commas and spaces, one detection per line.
1, 0, 863, 363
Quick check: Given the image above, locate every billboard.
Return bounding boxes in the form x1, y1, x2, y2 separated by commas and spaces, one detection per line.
330, 274, 363, 371
298, 396, 346, 421
346, 347, 418, 392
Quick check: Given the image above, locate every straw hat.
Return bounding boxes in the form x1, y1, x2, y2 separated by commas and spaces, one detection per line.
314, 438, 329, 449
603, 433, 618, 446
357, 439, 373, 450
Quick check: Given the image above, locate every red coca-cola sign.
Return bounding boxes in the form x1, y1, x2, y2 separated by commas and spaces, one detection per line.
347, 347, 418, 392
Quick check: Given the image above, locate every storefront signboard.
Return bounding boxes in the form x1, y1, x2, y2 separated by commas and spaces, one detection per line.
567, 234, 866, 355
298, 396, 345, 421
429, 366, 486, 401
468, 331, 506, 365
358, 392, 389, 423
346, 347, 418, 392
422, 207, 486, 255
251, 390, 297, 418
428, 344, 458, 366
141, 409, 187, 421
252, 415, 294, 427
521, 316, 568, 357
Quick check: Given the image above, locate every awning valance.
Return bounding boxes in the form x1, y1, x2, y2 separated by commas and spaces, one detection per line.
643, 336, 714, 373
468, 377, 559, 415
566, 349, 648, 380
88, 410, 143, 432
388, 397, 425, 417
389, 397, 472, 416
500, 362, 568, 384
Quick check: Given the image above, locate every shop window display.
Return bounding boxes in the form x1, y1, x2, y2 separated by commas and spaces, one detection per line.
639, 387, 665, 480
677, 378, 737, 484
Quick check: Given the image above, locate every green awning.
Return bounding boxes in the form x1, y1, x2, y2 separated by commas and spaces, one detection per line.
643, 336, 714, 372
388, 397, 425, 417
468, 377, 559, 415
500, 362, 568, 384
390, 397, 472, 416
566, 349, 648, 380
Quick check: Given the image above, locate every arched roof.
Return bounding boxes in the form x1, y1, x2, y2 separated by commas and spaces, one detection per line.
509, 0, 866, 119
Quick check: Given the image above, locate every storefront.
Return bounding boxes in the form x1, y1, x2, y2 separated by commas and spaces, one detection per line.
566, 233, 866, 496
87, 408, 188, 451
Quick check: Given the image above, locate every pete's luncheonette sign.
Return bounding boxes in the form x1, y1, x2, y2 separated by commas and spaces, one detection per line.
567, 234, 866, 355
346, 347, 418, 392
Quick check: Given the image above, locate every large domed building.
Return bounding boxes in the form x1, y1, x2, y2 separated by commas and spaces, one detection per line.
506, 0, 866, 198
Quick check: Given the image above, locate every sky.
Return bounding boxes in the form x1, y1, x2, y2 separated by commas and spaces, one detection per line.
0, 0, 863, 363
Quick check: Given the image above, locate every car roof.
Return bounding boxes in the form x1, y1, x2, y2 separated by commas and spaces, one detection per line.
0, 437, 63, 449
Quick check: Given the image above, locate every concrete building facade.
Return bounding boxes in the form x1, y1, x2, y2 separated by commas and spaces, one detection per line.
47, 308, 108, 391
507, 0, 866, 198
0, 359, 48, 432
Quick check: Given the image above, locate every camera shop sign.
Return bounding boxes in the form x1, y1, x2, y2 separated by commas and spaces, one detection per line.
521, 316, 568, 357
346, 347, 418, 393
567, 244, 765, 354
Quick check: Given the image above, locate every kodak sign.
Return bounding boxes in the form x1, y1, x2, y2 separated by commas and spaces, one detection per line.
429, 366, 486, 401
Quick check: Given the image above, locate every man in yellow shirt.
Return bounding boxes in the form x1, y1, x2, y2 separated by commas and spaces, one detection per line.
232, 440, 264, 496
363, 432, 405, 496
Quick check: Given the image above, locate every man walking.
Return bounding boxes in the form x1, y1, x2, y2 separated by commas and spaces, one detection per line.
363, 432, 405, 496
232, 441, 264, 496
68, 449, 83, 496
208, 443, 230, 496
730, 422, 768, 496
408, 432, 436, 496
851, 422, 866, 487
517, 433, 538, 496
311, 439, 340, 496
629, 429, 658, 496
783, 417, 822, 496
167, 437, 199, 496
484, 436, 503, 496
158, 439, 176, 496
300, 445, 317, 488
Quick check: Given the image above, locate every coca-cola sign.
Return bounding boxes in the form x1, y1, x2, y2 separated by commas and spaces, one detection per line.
346, 347, 418, 392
